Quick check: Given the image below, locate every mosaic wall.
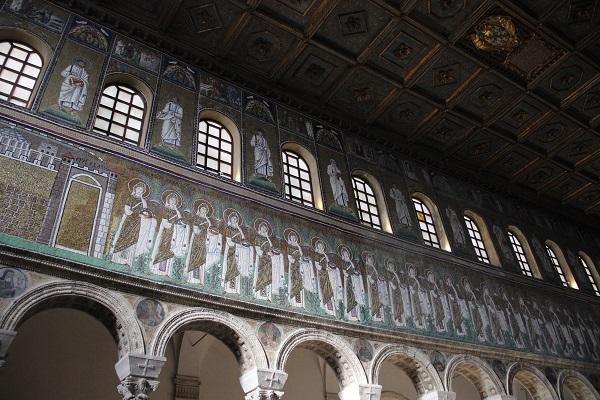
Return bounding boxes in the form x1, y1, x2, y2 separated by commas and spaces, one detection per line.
0, 119, 599, 364
1, 0, 600, 363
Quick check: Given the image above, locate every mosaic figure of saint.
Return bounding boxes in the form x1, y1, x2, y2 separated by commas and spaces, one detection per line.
313, 238, 342, 316
387, 261, 410, 327
463, 278, 487, 342
286, 229, 317, 309
253, 219, 284, 301
426, 271, 448, 332
500, 289, 526, 348
221, 209, 253, 295
446, 207, 466, 246
111, 179, 157, 271
156, 97, 183, 147
482, 285, 505, 344
577, 313, 600, 359
250, 129, 273, 178
59, 58, 88, 113
340, 246, 365, 321
151, 190, 189, 279
493, 224, 514, 261
327, 159, 349, 208
407, 264, 429, 329
185, 200, 222, 285
364, 253, 388, 322
444, 276, 468, 336
389, 185, 411, 227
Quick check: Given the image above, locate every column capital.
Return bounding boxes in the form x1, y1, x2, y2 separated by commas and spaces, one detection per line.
0, 329, 17, 368
418, 390, 457, 400
240, 368, 288, 400
359, 384, 383, 400
115, 353, 166, 400
485, 395, 516, 400
339, 383, 382, 400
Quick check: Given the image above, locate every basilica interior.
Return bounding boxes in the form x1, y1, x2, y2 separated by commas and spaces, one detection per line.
0, 1, 600, 400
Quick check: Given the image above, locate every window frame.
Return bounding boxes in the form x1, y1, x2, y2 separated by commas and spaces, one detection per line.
196, 118, 234, 180
351, 170, 392, 233
544, 240, 578, 289
411, 193, 451, 251
464, 214, 490, 264
351, 175, 381, 230
198, 110, 242, 182
463, 210, 500, 266
506, 226, 541, 279
0, 40, 43, 107
281, 149, 315, 208
92, 84, 146, 145
578, 252, 600, 296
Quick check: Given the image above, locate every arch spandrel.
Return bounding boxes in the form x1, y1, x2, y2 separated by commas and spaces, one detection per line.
0, 280, 144, 357
274, 328, 368, 390
506, 363, 558, 400
445, 354, 505, 399
149, 307, 268, 374
369, 344, 444, 395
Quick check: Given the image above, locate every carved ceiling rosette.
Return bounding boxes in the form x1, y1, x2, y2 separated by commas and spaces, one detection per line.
470, 15, 520, 54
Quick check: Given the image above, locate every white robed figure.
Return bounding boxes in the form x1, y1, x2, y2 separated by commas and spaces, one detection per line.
313, 239, 342, 315
365, 254, 389, 322
327, 159, 349, 207
185, 201, 222, 285
156, 97, 183, 146
59, 58, 89, 112
222, 210, 254, 294
387, 262, 411, 327
252, 219, 284, 301
287, 230, 317, 308
250, 129, 273, 177
151, 191, 190, 278
111, 179, 157, 269
340, 247, 364, 321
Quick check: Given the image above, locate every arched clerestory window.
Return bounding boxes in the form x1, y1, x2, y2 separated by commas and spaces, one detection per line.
544, 241, 577, 289
0, 40, 43, 107
93, 84, 146, 145
197, 110, 242, 182
463, 211, 500, 266
507, 226, 541, 279
411, 193, 450, 251
197, 119, 233, 179
578, 252, 600, 296
351, 172, 392, 232
281, 143, 323, 209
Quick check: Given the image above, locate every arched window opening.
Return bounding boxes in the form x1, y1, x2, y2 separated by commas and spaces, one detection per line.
196, 119, 233, 179
464, 215, 490, 264
93, 84, 145, 145
412, 197, 441, 249
352, 175, 382, 230
507, 231, 533, 277
545, 245, 568, 287
0, 40, 42, 107
578, 254, 600, 296
282, 149, 314, 207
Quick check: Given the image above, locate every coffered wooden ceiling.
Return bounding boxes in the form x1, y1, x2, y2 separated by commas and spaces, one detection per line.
56, 0, 600, 225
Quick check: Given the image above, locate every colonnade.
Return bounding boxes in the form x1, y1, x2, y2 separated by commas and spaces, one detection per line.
0, 279, 599, 400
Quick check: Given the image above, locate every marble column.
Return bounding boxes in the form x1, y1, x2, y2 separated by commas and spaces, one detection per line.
240, 368, 288, 400
115, 353, 166, 400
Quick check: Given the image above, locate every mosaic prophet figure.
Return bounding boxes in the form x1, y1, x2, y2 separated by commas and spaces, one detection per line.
59, 58, 88, 113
